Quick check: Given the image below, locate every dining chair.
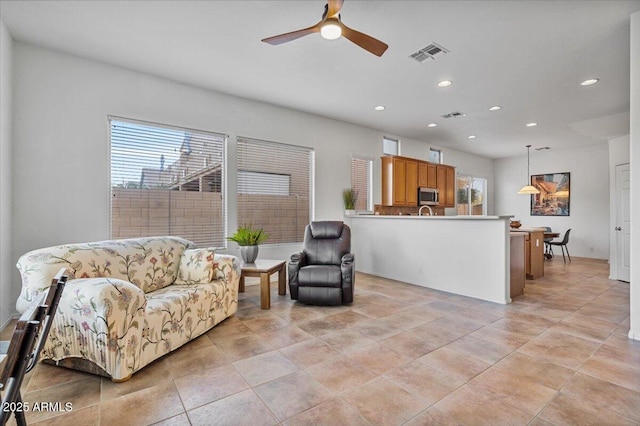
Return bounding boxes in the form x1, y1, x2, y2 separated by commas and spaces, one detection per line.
543, 226, 555, 259
0, 268, 67, 426
548, 229, 572, 263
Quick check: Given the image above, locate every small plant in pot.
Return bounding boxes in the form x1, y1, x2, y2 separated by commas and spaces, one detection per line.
228, 224, 269, 263
343, 188, 358, 215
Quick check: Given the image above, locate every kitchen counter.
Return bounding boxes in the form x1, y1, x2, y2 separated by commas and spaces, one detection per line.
345, 215, 514, 304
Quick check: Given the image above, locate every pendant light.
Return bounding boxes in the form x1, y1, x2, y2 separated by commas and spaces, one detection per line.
517, 145, 540, 195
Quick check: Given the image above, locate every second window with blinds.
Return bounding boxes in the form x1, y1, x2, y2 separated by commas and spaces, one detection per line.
351, 157, 373, 212
236, 137, 314, 244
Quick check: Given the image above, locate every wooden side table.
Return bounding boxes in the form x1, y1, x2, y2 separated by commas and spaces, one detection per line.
239, 260, 287, 309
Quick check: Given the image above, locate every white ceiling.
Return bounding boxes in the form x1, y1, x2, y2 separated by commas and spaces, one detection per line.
1, 0, 638, 159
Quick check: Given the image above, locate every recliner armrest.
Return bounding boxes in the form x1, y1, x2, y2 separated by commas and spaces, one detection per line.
341, 253, 354, 265
290, 252, 307, 266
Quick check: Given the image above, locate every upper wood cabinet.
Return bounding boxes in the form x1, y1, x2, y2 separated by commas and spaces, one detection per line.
382, 156, 418, 206
382, 156, 454, 207
419, 162, 437, 189
436, 164, 456, 208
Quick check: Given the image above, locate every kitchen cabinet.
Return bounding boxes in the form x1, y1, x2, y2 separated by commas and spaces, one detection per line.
436, 165, 456, 208
510, 233, 526, 297
418, 162, 437, 188
382, 156, 419, 206
512, 229, 545, 279
382, 156, 454, 207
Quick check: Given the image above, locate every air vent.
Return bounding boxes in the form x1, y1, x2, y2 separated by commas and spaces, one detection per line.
441, 111, 466, 119
409, 43, 449, 63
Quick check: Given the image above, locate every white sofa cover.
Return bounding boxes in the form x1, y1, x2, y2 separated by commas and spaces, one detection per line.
16, 236, 240, 381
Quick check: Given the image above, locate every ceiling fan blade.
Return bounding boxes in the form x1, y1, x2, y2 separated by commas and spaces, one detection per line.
340, 23, 388, 57
327, 0, 344, 17
262, 23, 321, 45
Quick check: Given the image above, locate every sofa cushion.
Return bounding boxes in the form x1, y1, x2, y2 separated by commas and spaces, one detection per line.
298, 265, 342, 288
176, 248, 217, 285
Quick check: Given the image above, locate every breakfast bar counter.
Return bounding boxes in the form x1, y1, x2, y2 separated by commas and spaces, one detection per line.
345, 215, 514, 304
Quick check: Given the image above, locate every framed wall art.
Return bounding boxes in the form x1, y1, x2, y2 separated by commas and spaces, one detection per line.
530, 172, 570, 216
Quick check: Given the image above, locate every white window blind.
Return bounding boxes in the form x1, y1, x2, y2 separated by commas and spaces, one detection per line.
351, 157, 373, 212
109, 116, 227, 248
237, 136, 314, 244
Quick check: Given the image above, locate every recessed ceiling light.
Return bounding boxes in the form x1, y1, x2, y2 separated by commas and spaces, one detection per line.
488, 106, 502, 111
526, 122, 538, 127
438, 80, 453, 87
374, 105, 385, 111
427, 123, 437, 128
580, 78, 599, 86
467, 135, 477, 139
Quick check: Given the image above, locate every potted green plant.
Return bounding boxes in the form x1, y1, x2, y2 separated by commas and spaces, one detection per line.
228, 224, 269, 263
342, 188, 358, 215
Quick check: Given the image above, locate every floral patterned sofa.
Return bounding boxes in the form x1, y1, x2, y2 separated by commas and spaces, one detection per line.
16, 236, 240, 381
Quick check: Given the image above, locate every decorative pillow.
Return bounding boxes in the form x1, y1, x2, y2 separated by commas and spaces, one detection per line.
176, 248, 217, 285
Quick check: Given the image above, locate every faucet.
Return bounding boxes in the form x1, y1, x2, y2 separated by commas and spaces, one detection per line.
419, 205, 433, 216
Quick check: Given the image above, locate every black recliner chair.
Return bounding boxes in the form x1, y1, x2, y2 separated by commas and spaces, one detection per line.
288, 221, 354, 306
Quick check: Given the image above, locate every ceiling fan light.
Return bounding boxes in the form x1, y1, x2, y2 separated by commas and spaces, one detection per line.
320, 22, 342, 40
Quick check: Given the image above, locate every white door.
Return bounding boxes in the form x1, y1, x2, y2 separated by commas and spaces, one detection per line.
615, 163, 631, 282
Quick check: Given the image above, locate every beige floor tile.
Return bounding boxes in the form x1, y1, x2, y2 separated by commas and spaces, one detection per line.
492, 351, 575, 390
418, 346, 491, 382
443, 334, 515, 364
379, 329, 435, 359
403, 407, 463, 426
432, 384, 534, 426
29, 403, 100, 426
518, 330, 601, 369
205, 317, 256, 342
174, 364, 249, 411
187, 389, 278, 426
242, 313, 290, 333
151, 413, 192, 426
468, 367, 558, 415
579, 356, 640, 392
305, 354, 376, 394
232, 350, 298, 386
25, 362, 93, 393
340, 376, 429, 425
22, 375, 101, 424
282, 397, 371, 426
278, 338, 341, 368
214, 333, 275, 362
345, 341, 414, 375
410, 321, 469, 349
469, 324, 531, 349
539, 391, 635, 426
384, 359, 465, 404
560, 372, 640, 422
257, 325, 314, 349
166, 340, 230, 378
253, 370, 332, 421
101, 357, 173, 400
318, 328, 376, 352
100, 381, 185, 425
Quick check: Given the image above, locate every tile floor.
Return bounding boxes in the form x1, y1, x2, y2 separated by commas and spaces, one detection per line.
1, 257, 638, 425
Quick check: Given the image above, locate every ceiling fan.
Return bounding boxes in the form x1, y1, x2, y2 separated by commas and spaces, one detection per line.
261, 0, 389, 57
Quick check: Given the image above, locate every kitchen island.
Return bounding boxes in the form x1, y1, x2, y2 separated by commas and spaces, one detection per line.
346, 215, 514, 304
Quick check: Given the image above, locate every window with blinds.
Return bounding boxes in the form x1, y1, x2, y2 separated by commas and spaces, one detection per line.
351, 157, 373, 212
109, 117, 227, 248
237, 136, 314, 245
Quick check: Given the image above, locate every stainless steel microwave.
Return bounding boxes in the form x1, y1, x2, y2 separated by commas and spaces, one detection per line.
419, 187, 439, 205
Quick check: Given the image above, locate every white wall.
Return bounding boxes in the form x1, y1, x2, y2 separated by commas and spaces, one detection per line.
629, 11, 639, 341
0, 20, 13, 329
608, 134, 630, 279
9, 42, 495, 311
494, 144, 610, 259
